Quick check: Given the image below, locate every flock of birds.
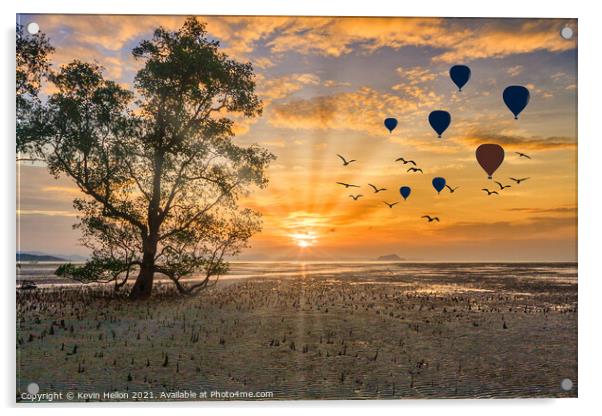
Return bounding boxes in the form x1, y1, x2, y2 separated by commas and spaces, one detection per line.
332, 64, 535, 224
335, 150, 532, 223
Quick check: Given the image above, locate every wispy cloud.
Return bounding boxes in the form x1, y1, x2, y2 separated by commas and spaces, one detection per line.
30, 15, 576, 67
505, 206, 577, 214
461, 130, 576, 150
268, 86, 427, 133
435, 215, 576, 240
17, 209, 78, 217
257, 73, 321, 102
506, 65, 524, 77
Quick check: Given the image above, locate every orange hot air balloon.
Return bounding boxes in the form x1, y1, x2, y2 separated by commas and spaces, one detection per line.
476, 144, 505, 179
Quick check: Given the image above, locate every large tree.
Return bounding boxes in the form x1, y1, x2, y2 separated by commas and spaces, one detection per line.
29, 18, 274, 299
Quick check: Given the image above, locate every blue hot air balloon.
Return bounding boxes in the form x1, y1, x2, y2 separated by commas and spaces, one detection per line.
399, 186, 411, 200
450, 65, 471, 91
503, 86, 530, 119
432, 177, 446, 194
384, 118, 398, 133
428, 111, 451, 138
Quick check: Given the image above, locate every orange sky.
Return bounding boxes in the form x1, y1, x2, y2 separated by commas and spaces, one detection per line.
17, 15, 577, 261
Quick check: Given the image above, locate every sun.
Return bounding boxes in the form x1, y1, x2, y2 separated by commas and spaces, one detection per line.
297, 240, 311, 248
289, 231, 318, 248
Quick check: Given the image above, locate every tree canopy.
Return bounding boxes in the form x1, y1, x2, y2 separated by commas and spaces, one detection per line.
16, 23, 54, 156
21, 18, 275, 298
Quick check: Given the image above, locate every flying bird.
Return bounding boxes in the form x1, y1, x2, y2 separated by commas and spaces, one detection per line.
495, 181, 512, 190
482, 188, 499, 195
407, 167, 423, 173
509, 177, 530, 184
383, 201, 399, 208
445, 185, 459, 193
337, 154, 357, 166
515, 152, 531, 159
368, 184, 387, 193
421, 215, 440, 222
337, 182, 360, 188
349, 194, 363, 200
395, 157, 417, 165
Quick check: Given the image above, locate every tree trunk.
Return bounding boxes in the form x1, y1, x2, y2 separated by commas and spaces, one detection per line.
129, 247, 156, 300
130, 149, 164, 300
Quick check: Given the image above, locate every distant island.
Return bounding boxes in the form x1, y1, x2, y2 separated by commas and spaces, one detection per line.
16, 253, 65, 262
376, 254, 404, 261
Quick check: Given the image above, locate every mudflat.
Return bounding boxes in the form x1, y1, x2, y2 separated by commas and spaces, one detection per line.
16, 263, 578, 401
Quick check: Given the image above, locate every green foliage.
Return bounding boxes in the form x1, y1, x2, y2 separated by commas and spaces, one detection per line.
56, 257, 132, 285
16, 24, 54, 155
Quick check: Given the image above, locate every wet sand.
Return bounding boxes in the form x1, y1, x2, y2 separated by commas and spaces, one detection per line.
16, 263, 577, 401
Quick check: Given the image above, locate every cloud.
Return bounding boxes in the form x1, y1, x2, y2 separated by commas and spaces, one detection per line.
435, 215, 576, 240
268, 86, 430, 133
505, 206, 577, 214
252, 57, 277, 69
391, 66, 442, 106
395, 66, 439, 85
31, 15, 577, 71
227, 73, 322, 136
265, 17, 451, 57
41, 186, 81, 196
260, 140, 288, 148
323, 80, 352, 88
32, 15, 284, 81
260, 17, 575, 62
432, 19, 576, 63
461, 130, 576, 150
524, 83, 553, 99
257, 73, 320, 102
32, 15, 187, 52
506, 65, 524, 77
36, 33, 142, 86
17, 210, 78, 217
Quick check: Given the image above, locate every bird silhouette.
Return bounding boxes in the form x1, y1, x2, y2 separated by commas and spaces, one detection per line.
349, 194, 363, 200
421, 215, 440, 222
337, 154, 357, 166
515, 152, 531, 159
494, 181, 512, 190
407, 167, 423, 173
383, 201, 399, 208
509, 177, 530, 184
337, 182, 360, 188
395, 157, 416, 165
445, 185, 459, 193
368, 184, 387, 193
481, 188, 499, 195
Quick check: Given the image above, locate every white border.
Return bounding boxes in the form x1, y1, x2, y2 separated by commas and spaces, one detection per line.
3, 1, 601, 415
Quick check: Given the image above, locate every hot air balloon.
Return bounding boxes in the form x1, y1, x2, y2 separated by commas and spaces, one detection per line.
399, 186, 411, 200
503, 86, 530, 119
428, 111, 451, 138
450, 65, 471, 91
384, 118, 398, 133
476, 144, 505, 179
432, 177, 446, 194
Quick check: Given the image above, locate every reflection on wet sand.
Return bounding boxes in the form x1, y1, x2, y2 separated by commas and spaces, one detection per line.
17, 262, 577, 400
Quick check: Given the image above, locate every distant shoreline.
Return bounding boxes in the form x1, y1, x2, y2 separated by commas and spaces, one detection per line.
16, 260, 579, 265
16, 262, 578, 290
